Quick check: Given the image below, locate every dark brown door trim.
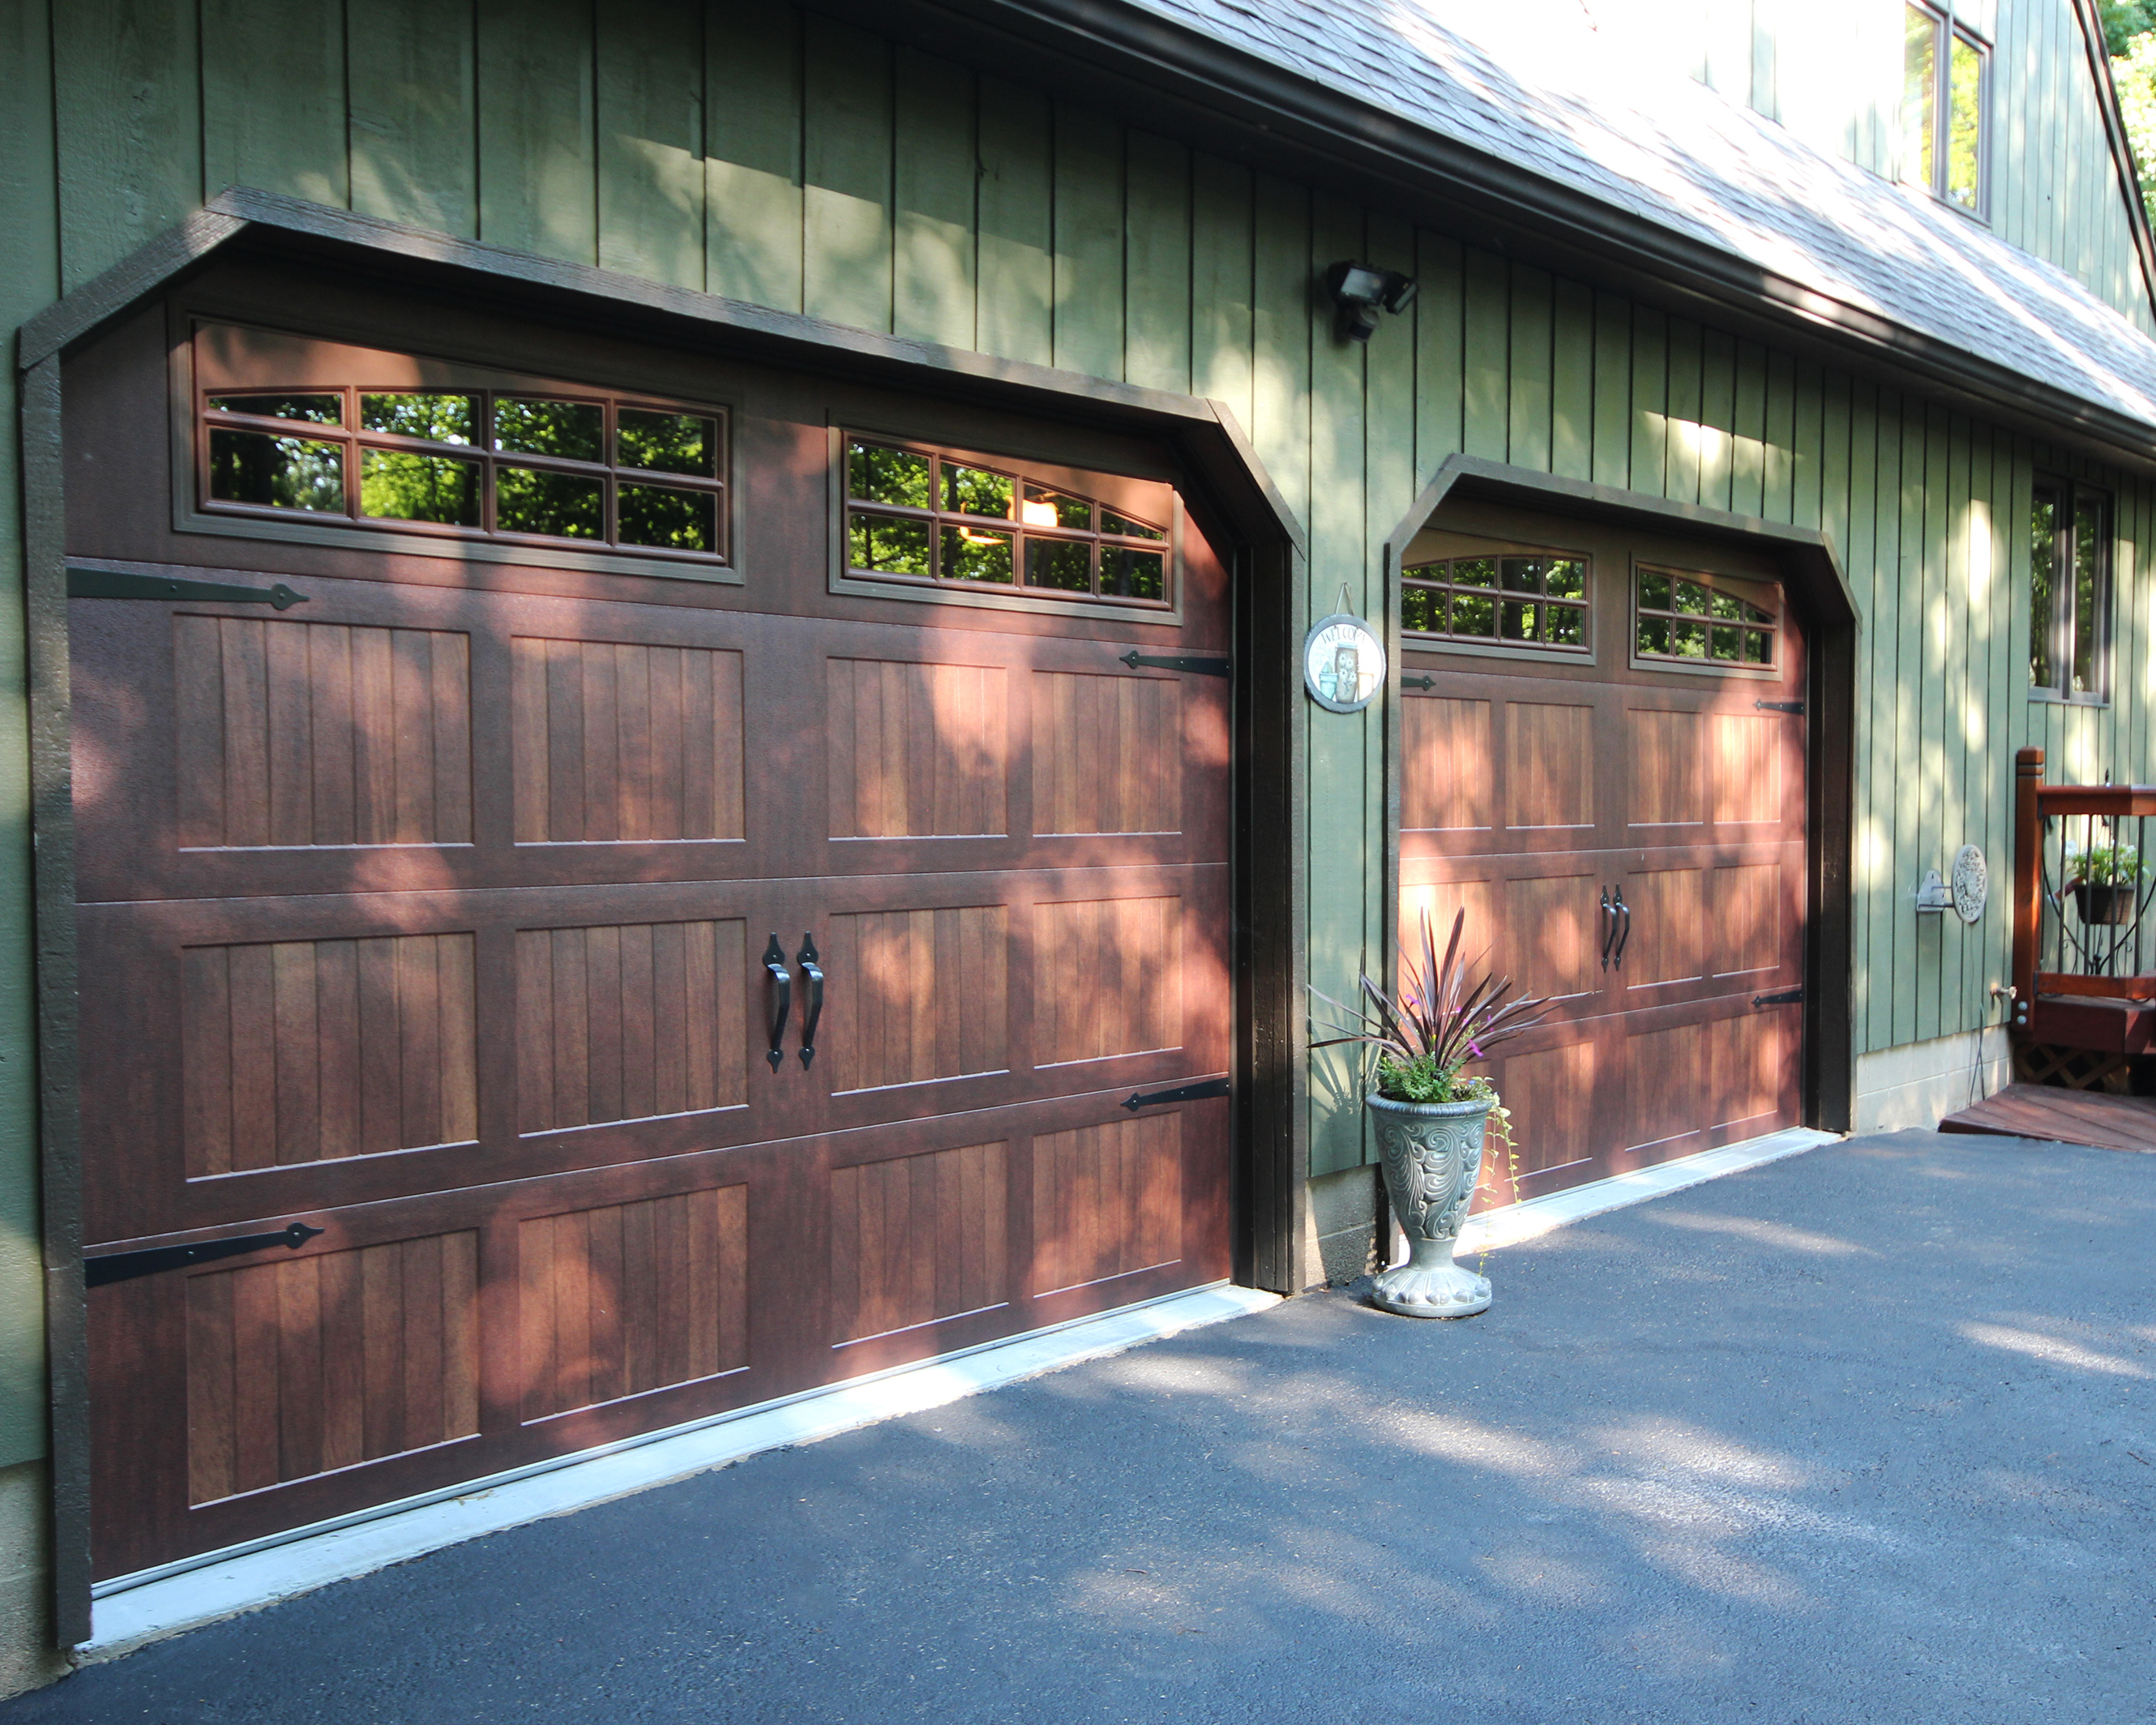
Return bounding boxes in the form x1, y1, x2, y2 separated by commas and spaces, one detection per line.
18, 188, 1310, 1642
1380, 455, 1859, 1152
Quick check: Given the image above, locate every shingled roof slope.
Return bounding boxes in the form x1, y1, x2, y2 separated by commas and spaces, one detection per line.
1136, 0, 2156, 434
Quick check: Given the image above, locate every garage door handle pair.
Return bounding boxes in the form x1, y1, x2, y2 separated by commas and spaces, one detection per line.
763, 934, 823, 1072
1598, 887, 1631, 971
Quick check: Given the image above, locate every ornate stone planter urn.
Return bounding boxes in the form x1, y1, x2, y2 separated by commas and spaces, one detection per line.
1311, 906, 1547, 1321
1367, 1092, 1492, 1317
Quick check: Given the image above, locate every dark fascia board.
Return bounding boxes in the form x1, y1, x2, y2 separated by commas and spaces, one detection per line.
838, 0, 2156, 475
2067, 0, 2156, 328
15, 187, 1307, 559
1389, 454, 1862, 630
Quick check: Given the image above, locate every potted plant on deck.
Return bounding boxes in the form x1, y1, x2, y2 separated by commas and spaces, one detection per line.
1312, 910, 1551, 1318
2064, 834, 2150, 927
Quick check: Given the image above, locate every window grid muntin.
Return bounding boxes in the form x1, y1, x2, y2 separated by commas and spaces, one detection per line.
1399, 554, 1591, 653
844, 437, 1170, 606
199, 385, 729, 561
1633, 563, 1782, 670
2032, 476, 2111, 703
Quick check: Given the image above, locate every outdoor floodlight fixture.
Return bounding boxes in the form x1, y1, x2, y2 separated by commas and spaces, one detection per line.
1326, 261, 1418, 341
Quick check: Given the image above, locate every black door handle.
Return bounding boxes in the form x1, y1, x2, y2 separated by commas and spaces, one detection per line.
761, 934, 791, 1072
1611, 886, 1632, 970
795, 934, 823, 1068
1598, 886, 1615, 970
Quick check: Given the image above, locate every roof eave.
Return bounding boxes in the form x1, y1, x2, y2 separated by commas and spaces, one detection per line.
907, 0, 2156, 471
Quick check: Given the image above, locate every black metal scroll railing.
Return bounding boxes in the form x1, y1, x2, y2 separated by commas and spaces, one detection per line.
2010, 748, 2156, 1052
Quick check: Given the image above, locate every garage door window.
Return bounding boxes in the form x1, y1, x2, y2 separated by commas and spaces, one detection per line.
1632, 565, 1780, 671
196, 336, 727, 565
844, 436, 1169, 605
1400, 553, 1590, 651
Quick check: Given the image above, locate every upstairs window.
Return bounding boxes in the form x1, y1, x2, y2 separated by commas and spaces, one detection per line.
1903, 2, 1987, 215
2030, 478, 2111, 702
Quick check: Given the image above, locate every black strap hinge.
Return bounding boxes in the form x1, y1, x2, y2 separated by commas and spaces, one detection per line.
69, 565, 310, 610
1752, 987, 1805, 1008
1401, 674, 1435, 690
1754, 699, 1804, 714
84, 1221, 323, 1288
1122, 1077, 1231, 1111
1119, 649, 1230, 678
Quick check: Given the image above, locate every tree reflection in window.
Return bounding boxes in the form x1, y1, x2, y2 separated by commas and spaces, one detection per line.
845, 438, 1169, 603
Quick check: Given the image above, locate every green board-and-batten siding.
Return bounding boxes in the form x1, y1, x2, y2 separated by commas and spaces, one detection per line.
8, 0, 2156, 1228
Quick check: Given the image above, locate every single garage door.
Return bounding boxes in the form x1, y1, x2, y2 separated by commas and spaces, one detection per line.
66, 275, 1232, 1581
1397, 500, 1807, 1201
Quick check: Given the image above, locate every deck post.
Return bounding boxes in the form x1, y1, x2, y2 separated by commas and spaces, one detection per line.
2013, 747, 2044, 1041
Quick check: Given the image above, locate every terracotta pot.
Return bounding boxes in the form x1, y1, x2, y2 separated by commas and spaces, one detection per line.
1367, 1092, 1493, 1318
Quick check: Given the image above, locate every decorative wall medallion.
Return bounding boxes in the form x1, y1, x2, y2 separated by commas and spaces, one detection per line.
1952, 844, 1988, 924
1303, 613, 1386, 713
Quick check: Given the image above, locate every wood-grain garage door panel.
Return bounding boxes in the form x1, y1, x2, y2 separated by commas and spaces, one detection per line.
1506, 702, 1595, 828
1034, 897, 1181, 1063
518, 1184, 749, 1423
177, 615, 473, 849
831, 1141, 1010, 1346
827, 658, 1007, 838
826, 906, 1010, 1092
1032, 1114, 1181, 1295
1033, 671, 1182, 835
511, 638, 745, 844
515, 919, 748, 1132
184, 933, 478, 1174
1402, 696, 1492, 832
187, 1230, 479, 1505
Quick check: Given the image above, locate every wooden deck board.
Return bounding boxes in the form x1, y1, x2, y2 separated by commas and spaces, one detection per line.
1939, 1083, 2156, 1154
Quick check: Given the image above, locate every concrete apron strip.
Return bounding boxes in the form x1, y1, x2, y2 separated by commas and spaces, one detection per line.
83, 1282, 1280, 1660
1456, 1125, 1842, 1256
86, 1125, 1833, 1659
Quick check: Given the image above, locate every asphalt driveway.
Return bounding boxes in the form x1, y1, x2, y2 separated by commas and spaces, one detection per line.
10, 1128, 2153, 1724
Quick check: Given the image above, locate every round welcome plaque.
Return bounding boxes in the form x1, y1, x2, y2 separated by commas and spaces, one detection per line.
1303, 613, 1387, 713
1951, 844, 1988, 924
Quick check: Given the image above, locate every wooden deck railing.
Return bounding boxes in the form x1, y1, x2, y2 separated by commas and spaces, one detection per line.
2012, 746, 2156, 1058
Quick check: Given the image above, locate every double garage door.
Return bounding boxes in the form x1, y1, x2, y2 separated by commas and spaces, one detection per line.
69, 278, 1232, 1581
1397, 501, 1810, 1200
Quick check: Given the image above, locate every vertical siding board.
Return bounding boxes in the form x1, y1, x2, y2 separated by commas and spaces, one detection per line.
802, 23, 893, 333
1307, 196, 1367, 1178
53, 0, 203, 291
1731, 339, 1768, 519
1790, 358, 1823, 532
1590, 288, 1631, 490
203, 0, 349, 207
976, 82, 1053, 368
1413, 229, 1465, 480
1937, 415, 1975, 1037
1461, 246, 1508, 462
1629, 304, 1669, 497
1890, 403, 1928, 1047
595, 2, 703, 289
706, 4, 805, 313
1124, 133, 1192, 395
1051, 107, 1125, 380
1507, 264, 1554, 473
1665, 317, 1703, 505
477, 0, 597, 263
1251, 173, 1311, 529
347, 0, 478, 238
1551, 276, 1593, 482
1699, 327, 1737, 514
1859, 387, 1897, 1053
1191, 153, 1254, 430
892, 49, 978, 350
